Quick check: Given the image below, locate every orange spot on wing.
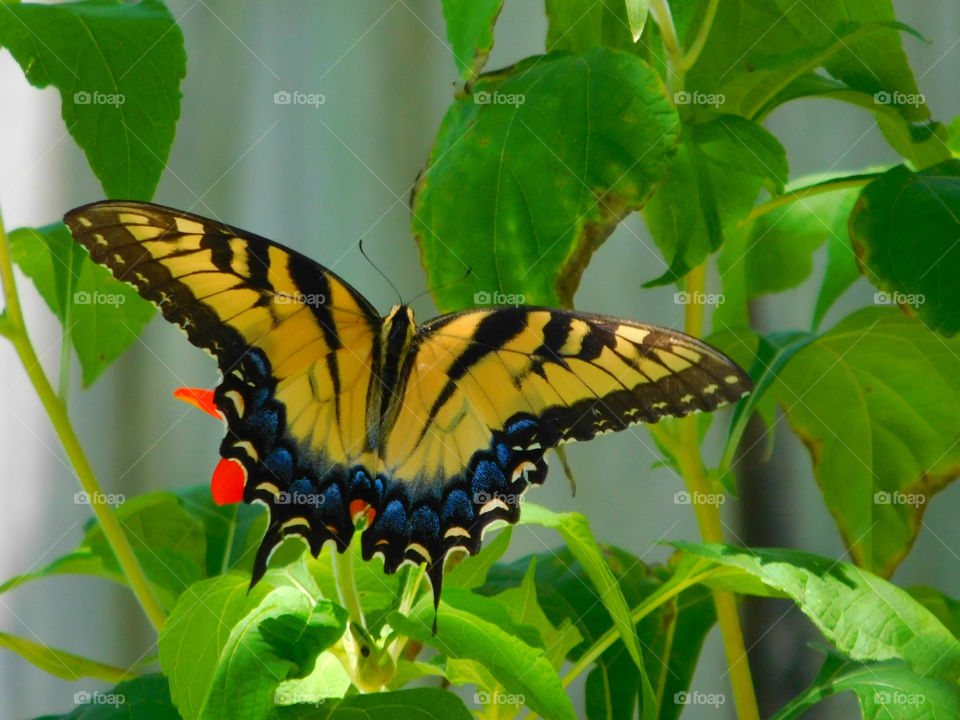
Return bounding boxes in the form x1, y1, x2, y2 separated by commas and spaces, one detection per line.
174, 387, 223, 420
350, 499, 376, 526
211, 457, 246, 505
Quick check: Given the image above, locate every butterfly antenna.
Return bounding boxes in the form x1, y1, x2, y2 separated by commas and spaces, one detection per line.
408, 266, 474, 308
359, 238, 403, 306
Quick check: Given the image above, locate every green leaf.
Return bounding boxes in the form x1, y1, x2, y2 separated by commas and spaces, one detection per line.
158, 573, 344, 720
675, 543, 960, 680
0, 0, 185, 199
446, 526, 512, 590
491, 558, 582, 671
441, 0, 503, 83
907, 587, 960, 640
545, 0, 639, 54
272, 688, 474, 720
850, 160, 960, 337
519, 504, 644, 674
0, 492, 206, 610
643, 115, 787, 285
773, 652, 960, 720
624, 0, 648, 41
776, 308, 960, 574
413, 47, 679, 310
686, 1, 929, 123
9, 223, 154, 385
0, 631, 129, 683
392, 587, 577, 720
718, 174, 864, 329
760, 74, 950, 169
34, 674, 180, 720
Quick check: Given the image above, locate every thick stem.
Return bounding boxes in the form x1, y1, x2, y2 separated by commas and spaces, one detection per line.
0, 209, 166, 632
675, 264, 760, 720
649, 0, 684, 91
743, 174, 877, 225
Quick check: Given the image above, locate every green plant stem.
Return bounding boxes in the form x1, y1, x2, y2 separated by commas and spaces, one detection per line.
0, 208, 166, 632
332, 548, 365, 627
649, 0, 684, 91
219, 503, 239, 574
743, 174, 878, 225
676, 263, 760, 720
682, 0, 719, 70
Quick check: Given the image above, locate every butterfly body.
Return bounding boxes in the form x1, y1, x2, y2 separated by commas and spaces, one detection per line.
64, 201, 752, 608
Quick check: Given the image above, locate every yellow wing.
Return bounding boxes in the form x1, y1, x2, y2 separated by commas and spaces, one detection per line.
64, 201, 383, 578
361, 306, 750, 577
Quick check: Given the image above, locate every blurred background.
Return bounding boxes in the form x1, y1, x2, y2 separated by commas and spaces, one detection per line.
1, 2, 959, 718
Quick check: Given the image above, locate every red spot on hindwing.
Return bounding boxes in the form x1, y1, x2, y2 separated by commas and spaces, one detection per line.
211, 457, 246, 505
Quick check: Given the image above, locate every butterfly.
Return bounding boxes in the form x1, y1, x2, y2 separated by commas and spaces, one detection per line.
64, 201, 752, 618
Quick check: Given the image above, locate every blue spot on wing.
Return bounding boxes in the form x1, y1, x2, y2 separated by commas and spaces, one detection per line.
472, 460, 504, 495
263, 447, 293, 483
380, 500, 407, 535
441, 489, 474, 523
409, 506, 440, 541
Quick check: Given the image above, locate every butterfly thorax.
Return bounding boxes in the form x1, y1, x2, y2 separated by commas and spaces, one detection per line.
369, 304, 417, 449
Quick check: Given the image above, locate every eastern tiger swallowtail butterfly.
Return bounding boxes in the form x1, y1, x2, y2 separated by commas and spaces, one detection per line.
64, 201, 751, 619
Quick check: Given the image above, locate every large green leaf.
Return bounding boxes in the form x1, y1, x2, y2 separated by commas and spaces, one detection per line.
0, 492, 205, 610
9, 223, 154, 385
850, 160, 960, 337
676, 543, 960, 681
446, 526, 512, 590
441, 0, 503, 83
775, 308, 960, 574
272, 688, 473, 720
643, 115, 787, 285
686, 0, 928, 123
392, 588, 577, 720
32, 674, 180, 720
413, 47, 679, 310
158, 573, 346, 720
773, 652, 960, 720
0, 0, 185, 199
